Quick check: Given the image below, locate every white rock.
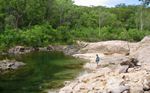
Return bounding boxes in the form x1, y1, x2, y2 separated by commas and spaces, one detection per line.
116, 65, 129, 73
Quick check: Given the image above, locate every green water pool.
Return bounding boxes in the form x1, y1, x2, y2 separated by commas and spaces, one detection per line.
0, 51, 84, 93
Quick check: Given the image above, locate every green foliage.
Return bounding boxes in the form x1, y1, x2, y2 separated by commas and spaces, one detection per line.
71, 27, 150, 42
0, 24, 74, 51
0, 0, 150, 51
57, 26, 74, 44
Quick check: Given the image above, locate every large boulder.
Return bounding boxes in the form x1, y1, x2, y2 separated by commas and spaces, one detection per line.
140, 36, 150, 43
132, 36, 150, 64
134, 46, 150, 64
79, 41, 130, 55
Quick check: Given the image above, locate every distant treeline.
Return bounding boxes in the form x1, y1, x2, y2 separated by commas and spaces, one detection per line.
0, 0, 150, 51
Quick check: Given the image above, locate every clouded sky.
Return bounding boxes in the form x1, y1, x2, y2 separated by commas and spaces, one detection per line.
73, 0, 140, 7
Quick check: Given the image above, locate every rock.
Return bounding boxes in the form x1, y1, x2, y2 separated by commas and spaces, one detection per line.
59, 36, 150, 93
63, 45, 79, 55
123, 90, 130, 93
131, 36, 150, 64
64, 81, 71, 86
59, 86, 72, 93
120, 58, 138, 67
73, 53, 104, 63
141, 36, 150, 43
130, 86, 144, 93
116, 65, 129, 73
128, 68, 135, 72
128, 42, 140, 55
135, 46, 150, 64
0, 60, 25, 73
48, 90, 59, 93
47, 45, 80, 55
144, 91, 150, 93
8, 45, 81, 55
76, 41, 88, 48
79, 41, 130, 55
8, 46, 33, 54
78, 73, 94, 83
47, 45, 55, 51
100, 56, 130, 67
106, 77, 129, 93
83, 63, 97, 70
143, 76, 150, 91
73, 82, 87, 92
38, 47, 48, 51
97, 67, 112, 74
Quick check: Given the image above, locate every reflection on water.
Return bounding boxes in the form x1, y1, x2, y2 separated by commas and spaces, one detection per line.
0, 51, 84, 93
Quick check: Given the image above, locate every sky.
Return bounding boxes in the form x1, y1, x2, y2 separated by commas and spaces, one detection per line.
73, 0, 141, 7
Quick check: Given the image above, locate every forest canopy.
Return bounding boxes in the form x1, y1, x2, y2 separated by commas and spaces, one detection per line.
0, 0, 150, 51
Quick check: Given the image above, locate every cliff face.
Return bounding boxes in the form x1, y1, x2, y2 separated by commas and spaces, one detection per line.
59, 36, 150, 93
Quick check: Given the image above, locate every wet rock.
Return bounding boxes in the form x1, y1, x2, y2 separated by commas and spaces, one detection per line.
47, 45, 80, 55
0, 60, 25, 73
38, 47, 48, 51
47, 45, 55, 51
8, 46, 34, 54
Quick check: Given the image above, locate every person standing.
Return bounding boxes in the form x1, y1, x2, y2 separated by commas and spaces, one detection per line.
96, 54, 100, 66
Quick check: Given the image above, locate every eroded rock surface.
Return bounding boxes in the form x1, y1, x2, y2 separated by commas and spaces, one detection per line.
59, 36, 150, 93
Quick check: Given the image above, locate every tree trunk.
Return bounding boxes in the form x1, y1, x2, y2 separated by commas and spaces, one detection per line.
59, 7, 63, 26
140, 5, 144, 31
99, 16, 101, 37
15, 15, 19, 29
28, 20, 33, 27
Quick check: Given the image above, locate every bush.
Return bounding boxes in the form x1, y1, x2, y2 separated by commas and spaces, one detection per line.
71, 27, 150, 42
0, 24, 150, 52
0, 24, 74, 51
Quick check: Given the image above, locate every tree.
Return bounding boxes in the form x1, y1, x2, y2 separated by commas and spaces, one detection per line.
139, 0, 150, 5
139, 0, 150, 31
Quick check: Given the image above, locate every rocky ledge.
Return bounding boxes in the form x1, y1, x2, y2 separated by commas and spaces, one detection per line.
7, 44, 82, 55
0, 60, 25, 73
59, 36, 150, 93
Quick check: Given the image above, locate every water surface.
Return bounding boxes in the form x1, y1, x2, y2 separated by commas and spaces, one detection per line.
0, 51, 84, 93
